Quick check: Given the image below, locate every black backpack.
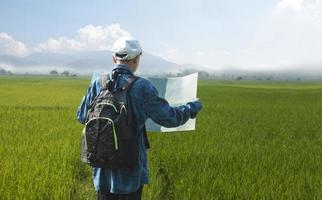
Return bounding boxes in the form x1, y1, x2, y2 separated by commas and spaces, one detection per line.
81, 73, 149, 169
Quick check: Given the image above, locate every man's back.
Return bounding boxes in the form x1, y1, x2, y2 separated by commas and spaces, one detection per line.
77, 64, 201, 194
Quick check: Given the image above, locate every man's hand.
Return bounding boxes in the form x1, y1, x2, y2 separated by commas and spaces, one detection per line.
187, 99, 203, 119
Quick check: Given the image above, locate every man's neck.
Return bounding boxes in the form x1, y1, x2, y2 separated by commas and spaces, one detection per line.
116, 62, 134, 72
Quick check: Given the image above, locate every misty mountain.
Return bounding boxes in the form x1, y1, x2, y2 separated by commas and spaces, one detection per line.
2, 51, 321, 80
0, 51, 182, 75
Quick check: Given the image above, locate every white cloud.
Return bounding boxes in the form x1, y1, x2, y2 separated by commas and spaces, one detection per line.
157, 44, 186, 64
207, 0, 322, 71
195, 50, 205, 56
0, 32, 30, 57
36, 37, 84, 53
223, 50, 232, 56
275, 0, 322, 27
77, 24, 131, 50
276, 0, 304, 12
162, 47, 179, 61
253, 0, 322, 68
36, 24, 131, 53
165, 0, 322, 71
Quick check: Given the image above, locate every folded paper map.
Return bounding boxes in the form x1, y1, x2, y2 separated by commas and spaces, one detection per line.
91, 72, 199, 132
146, 73, 199, 132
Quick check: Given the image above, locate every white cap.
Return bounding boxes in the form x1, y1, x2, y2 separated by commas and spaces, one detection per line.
112, 36, 142, 60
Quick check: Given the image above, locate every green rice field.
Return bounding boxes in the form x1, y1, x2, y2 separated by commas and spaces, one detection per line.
0, 75, 321, 199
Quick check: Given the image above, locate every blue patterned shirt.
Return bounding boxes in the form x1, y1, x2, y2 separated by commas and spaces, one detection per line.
76, 64, 202, 194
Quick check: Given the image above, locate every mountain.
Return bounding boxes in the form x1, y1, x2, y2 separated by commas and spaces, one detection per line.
0, 51, 182, 75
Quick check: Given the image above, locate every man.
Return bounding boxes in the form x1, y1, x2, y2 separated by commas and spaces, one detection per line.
76, 37, 202, 200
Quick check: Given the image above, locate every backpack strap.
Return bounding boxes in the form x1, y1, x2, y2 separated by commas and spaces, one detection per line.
86, 74, 111, 120
125, 76, 151, 150
143, 125, 150, 149
121, 75, 139, 91
100, 73, 111, 90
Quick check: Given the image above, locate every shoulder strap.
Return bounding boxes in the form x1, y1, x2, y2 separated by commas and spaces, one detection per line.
143, 125, 150, 149
126, 75, 150, 149
86, 74, 110, 118
121, 75, 139, 91
100, 73, 111, 90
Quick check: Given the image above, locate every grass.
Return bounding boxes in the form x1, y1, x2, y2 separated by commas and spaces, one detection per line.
0, 76, 321, 199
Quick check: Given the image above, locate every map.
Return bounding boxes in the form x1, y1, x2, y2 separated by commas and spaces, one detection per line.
146, 73, 199, 132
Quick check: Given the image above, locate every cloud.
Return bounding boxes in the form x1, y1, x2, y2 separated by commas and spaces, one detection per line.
276, 0, 304, 12
195, 50, 205, 56
161, 47, 180, 61
167, 0, 322, 71
36, 37, 84, 53
274, 0, 322, 28
157, 44, 186, 64
275, 0, 322, 14
258, 0, 322, 67
223, 50, 232, 56
0, 32, 30, 57
213, 0, 322, 70
36, 24, 131, 53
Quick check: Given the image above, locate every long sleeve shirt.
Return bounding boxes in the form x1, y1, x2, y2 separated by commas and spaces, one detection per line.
76, 64, 200, 194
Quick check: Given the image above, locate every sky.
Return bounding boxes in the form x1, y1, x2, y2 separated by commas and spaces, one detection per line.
0, 0, 322, 71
